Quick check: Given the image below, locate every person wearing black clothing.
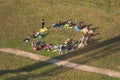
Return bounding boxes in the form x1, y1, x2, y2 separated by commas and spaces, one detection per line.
41, 18, 45, 29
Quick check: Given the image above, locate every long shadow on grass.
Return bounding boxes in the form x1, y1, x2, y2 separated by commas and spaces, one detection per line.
5, 65, 70, 80
56, 35, 120, 60
0, 35, 120, 80
70, 41, 120, 64
0, 61, 71, 80
0, 62, 50, 76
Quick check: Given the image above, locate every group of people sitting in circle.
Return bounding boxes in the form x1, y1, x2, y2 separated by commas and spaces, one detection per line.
31, 26, 94, 55
23, 18, 94, 55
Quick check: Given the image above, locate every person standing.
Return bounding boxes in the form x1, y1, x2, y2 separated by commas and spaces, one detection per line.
41, 18, 45, 29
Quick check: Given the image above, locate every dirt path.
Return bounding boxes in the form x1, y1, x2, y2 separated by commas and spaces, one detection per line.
0, 48, 120, 79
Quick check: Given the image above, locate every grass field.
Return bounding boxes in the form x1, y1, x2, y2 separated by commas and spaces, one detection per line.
0, 0, 120, 79
0, 52, 119, 80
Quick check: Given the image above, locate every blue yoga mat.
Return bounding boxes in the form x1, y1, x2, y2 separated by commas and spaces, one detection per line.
74, 26, 80, 32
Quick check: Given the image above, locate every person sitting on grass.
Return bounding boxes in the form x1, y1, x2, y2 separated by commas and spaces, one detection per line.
64, 38, 74, 51
35, 32, 43, 39
74, 22, 83, 32
85, 32, 93, 44
44, 43, 53, 51
65, 38, 70, 45
67, 19, 73, 27
78, 32, 93, 48
78, 35, 87, 48
32, 39, 41, 51
36, 42, 46, 51
73, 38, 79, 47
57, 43, 66, 55
30, 31, 36, 38
32, 40, 37, 51
82, 25, 94, 35
77, 22, 83, 29
78, 40, 85, 48
32, 40, 37, 47
57, 43, 62, 55
64, 19, 74, 28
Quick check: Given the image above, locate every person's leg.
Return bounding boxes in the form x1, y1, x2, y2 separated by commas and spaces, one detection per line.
78, 43, 82, 48
58, 51, 61, 55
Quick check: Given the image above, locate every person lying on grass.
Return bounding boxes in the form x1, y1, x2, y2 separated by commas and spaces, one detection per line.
67, 19, 73, 27
50, 21, 62, 28
23, 36, 31, 42
23, 31, 43, 42
63, 19, 74, 28
74, 22, 84, 32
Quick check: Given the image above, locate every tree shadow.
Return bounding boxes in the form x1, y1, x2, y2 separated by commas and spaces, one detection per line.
1, 62, 70, 80
56, 35, 120, 60
0, 35, 120, 80
0, 62, 50, 76
6, 66, 70, 80
71, 41, 120, 64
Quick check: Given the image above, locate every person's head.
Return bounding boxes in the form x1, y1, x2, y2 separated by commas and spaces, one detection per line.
74, 37, 77, 40
84, 32, 89, 36
86, 25, 90, 30
42, 18, 44, 21
32, 31, 35, 34
78, 23, 82, 26
58, 42, 60, 45
68, 19, 72, 22
32, 40, 36, 44
36, 32, 40, 35
57, 21, 61, 24
82, 40, 85, 44
36, 39, 40, 42
66, 38, 70, 42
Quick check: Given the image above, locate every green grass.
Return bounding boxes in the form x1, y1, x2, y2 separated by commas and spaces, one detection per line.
0, 0, 120, 79
0, 52, 119, 80
58, 36, 120, 71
